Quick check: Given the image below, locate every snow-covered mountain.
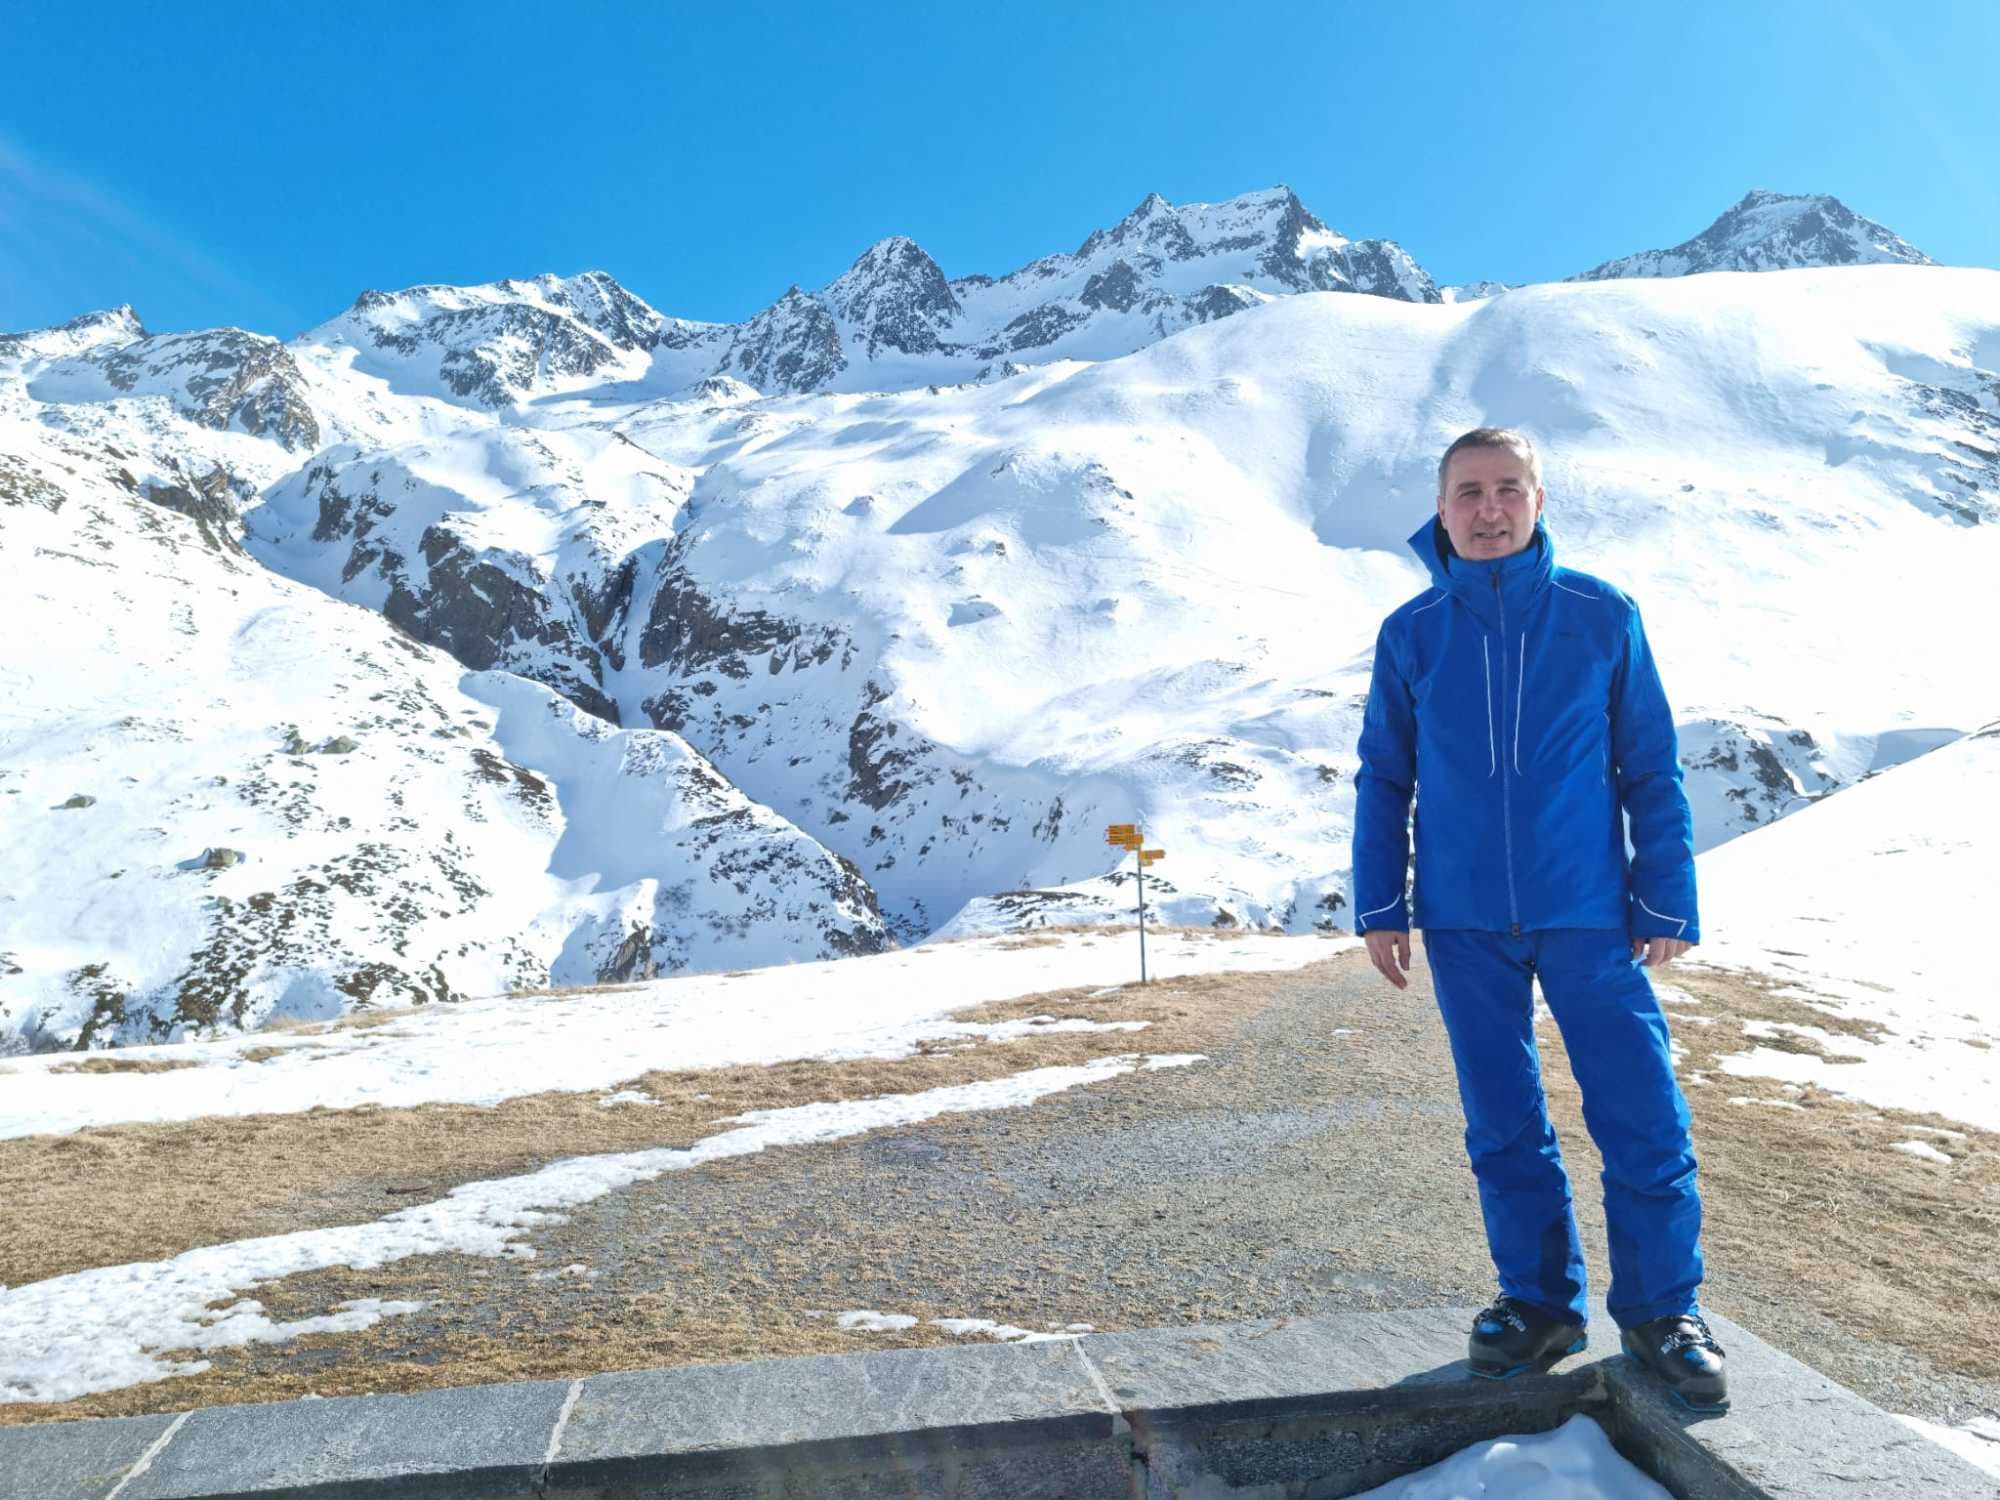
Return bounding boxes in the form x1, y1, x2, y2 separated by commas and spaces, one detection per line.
0, 404, 887, 1051
226, 266, 2000, 949
291, 188, 1436, 407
709, 186, 1438, 394
3, 185, 1994, 1051
1573, 190, 1933, 282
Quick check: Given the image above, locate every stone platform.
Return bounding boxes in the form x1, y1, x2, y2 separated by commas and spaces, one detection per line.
4, 1306, 1993, 1498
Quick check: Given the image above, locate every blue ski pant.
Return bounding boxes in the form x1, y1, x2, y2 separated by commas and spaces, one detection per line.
1423, 928, 1703, 1329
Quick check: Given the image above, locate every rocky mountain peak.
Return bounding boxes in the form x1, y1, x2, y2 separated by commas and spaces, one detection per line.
1119, 191, 1172, 227
823, 236, 960, 359
0, 304, 150, 362
537, 269, 665, 352
73, 304, 150, 342
321, 272, 668, 407
1572, 190, 1933, 281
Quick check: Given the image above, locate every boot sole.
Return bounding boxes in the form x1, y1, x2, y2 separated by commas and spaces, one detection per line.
1619, 1347, 1729, 1413
1467, 1335, 1587, 1380
1671, 1388, 1730, 1415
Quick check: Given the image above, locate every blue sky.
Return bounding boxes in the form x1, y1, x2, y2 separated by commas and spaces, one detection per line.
4, 0, 1995, 337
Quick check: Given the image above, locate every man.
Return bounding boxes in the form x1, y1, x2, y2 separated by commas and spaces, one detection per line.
1349, 427, 1727, 1412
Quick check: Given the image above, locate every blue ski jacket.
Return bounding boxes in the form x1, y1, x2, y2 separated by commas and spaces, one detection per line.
1350, 517, 1699, 943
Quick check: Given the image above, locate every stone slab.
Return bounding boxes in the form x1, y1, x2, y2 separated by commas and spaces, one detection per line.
1603, 1307, 2000, 1498
117, 1379, 573, 1499
545, 1339, 1117, 1495
550, 1439, 1133, 1500
1075, 1305, 1620, 1422
0, 1410, 184, 1500
1078, 1308, 1625, 1497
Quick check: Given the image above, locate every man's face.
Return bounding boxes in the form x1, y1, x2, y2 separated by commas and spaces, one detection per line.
1437, 446, 1544, 561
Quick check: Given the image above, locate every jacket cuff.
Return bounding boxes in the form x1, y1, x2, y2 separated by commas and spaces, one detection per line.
1630, 892, 1698, 944
1353, 899, 1409, 933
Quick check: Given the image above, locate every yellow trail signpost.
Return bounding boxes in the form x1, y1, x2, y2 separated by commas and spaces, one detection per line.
1104, 824, 1163, 983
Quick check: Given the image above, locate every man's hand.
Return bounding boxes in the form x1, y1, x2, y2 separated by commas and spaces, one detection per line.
1365, 929, 1411, 989
1631, 936, 1694, 967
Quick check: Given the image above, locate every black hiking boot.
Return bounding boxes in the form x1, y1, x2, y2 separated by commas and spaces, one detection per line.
1466, 1296, 1587, 1379
1621, 1311, 1729, 1413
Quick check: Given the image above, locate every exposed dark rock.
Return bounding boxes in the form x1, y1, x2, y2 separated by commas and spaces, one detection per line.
847, 680, 933, 811
1080, 260, 1144, 314
432, 306, 626, 406
599, 925, 657, 983
56, 794, 97, 810
68, 964, 129, 1050
0, 454, 67, 512
1002, 303, 1089, 352
378, 526, 618, 723
574, 554, 640, 673
639, 547, 843, 682
1314, 891, 1349, 934
142, 466, 243, 554
1186, 285, 1259, 324
824, 237, 962, 358
727, 287, 848, 394
91, 329, 321, 450
469, 747, 554, 812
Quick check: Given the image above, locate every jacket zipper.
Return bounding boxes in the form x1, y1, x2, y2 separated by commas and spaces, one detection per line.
1492, 573, 1521, 937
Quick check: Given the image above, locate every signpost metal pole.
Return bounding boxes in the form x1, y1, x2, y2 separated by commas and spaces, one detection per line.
1136, 851, 1147, 984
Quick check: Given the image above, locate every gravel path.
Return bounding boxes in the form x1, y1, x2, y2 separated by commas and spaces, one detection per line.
516, 946, 2000, 1430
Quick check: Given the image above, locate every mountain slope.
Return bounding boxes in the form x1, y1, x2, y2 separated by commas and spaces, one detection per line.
1692, 715, 2000, 1130
0, 409, 887, 1052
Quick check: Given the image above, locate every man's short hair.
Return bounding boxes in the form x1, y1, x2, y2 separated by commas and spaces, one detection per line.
1437, 427, 1542, 495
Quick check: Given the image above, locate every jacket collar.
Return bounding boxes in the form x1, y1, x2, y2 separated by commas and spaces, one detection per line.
1407, 515, 1554, 626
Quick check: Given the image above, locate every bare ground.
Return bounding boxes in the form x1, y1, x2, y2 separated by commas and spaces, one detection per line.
4, 941, 1996, 1431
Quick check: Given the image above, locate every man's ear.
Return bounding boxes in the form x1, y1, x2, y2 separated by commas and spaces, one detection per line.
1532, 487, 1546, 521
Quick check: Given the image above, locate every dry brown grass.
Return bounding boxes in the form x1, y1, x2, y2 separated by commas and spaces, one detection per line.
0, 1270, 966, 1426
1538, 963, 2000, 1379
45, 1057, 201, 1075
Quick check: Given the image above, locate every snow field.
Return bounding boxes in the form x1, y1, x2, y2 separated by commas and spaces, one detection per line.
0, 930, 1337, 1139
1688, 720, 2000, 1131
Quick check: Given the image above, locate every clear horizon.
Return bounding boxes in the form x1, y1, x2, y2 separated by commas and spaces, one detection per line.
4, 0, 1997, 339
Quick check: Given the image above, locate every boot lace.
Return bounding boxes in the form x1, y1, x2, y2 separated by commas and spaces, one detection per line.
1477, 1297, 1534, 1335
1656, 1312, 1723, 1357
